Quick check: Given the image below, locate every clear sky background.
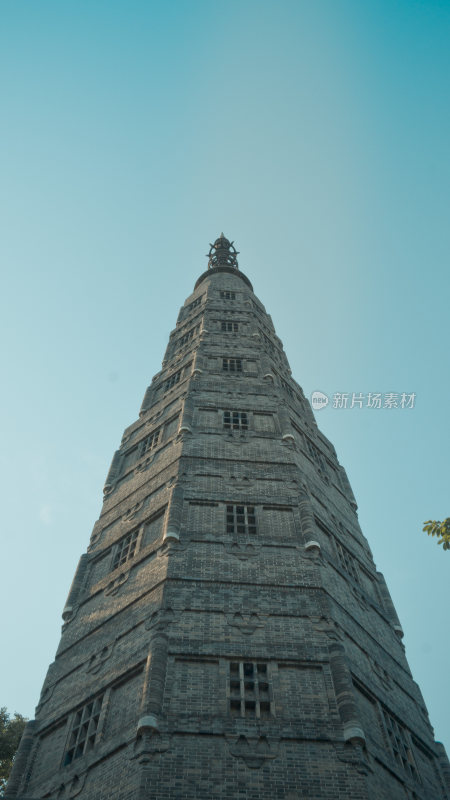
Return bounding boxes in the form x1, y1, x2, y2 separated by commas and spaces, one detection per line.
1, 0, 449, 748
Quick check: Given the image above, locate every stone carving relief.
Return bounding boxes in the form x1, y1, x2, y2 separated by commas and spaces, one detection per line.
51, 772, 87, 798
123, 500, 145, 522
157, 534, 188, 559
311, 616, 344, 642
225, 541, 261, 561
132, 731, 171, 763
227, 735, 279, 769
135, 454, 157, 474
369, 657, 393, 691
86, 641, 115, 674
335, 743, 373, 775
61, 606, 79, 629
229, 474, 255, 491
104, 571, 130, 596
144, 607, 175, 633
226, 611, 265, 635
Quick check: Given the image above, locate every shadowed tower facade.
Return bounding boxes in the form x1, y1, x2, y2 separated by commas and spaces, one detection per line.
7, 236, 450, 800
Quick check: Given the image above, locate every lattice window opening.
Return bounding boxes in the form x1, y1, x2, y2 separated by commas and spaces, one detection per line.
222, 357, 242, 373
226, 505, 257, 537
220, 290, 236, 300
164, 369, 183, 391
280, 376, 294, 398
335, 540, 361, 585
261, 332, 283, 362
382, 710, 420, 782
251, 299, 265, 317
221, 320, 239, 332
186, 295, 203, 312
276, 372, 304, 407
229, 662, 271, 718
223, 410, 248, 431
64, 695, 104, 765
170, 311, 201, 340
304, 437, 327, 472
329, 518, 374, 571
140, 428, 161, 455
312, 518, 338, 557
177, 323, 201, 348
259, 318, 275, 338
112, 529, 139, 571
263, 334, 275, 354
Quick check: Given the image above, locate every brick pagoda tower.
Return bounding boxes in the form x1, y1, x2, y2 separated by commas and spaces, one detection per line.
7, 236, 450, 799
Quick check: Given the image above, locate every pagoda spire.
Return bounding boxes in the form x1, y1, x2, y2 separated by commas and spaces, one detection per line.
206, 232, 239, 269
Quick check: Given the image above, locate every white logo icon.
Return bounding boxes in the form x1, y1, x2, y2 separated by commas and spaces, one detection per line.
311, 391, 329, 410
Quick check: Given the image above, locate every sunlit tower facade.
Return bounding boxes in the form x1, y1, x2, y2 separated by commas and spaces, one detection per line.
7, 236, 450, 800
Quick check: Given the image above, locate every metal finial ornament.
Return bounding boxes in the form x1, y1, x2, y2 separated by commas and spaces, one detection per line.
206, 234, 239, 270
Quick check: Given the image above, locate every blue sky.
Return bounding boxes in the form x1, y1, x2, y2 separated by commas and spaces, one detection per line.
1, 0, 449, 747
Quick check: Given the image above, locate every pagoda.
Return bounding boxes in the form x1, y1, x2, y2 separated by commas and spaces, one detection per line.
7, 236, 450, 800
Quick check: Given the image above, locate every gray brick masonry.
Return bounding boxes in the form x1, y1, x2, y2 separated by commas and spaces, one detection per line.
7, 236, 449, 800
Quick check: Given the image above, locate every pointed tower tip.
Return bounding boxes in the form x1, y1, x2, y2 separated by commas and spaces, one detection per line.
206, 233, 239, 270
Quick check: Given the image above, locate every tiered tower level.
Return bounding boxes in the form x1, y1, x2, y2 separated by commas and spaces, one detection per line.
8, 236, 450, 800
